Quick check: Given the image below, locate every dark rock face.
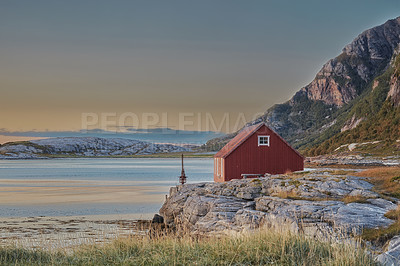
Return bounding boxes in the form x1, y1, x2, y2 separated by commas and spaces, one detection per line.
152, 214, 164, 224
343, 18, 400, 60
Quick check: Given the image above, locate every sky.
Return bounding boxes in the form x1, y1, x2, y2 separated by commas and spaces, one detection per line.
1, 0, 400, 133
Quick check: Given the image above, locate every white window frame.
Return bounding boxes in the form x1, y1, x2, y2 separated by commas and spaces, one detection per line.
258, 135, 270, 146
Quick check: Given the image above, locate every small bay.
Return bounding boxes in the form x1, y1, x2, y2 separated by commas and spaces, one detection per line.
0, 158, 213, 218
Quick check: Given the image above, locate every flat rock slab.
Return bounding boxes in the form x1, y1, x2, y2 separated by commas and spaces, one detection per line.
160, 170, 398, 238
377, 236, 400, 265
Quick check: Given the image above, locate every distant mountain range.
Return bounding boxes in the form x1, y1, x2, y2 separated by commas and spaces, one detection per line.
0, 137, 192, 159
0, 128, 224, 145
205, 17, 400, 156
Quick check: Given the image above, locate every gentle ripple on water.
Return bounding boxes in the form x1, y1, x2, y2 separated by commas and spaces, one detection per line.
0, 158, 213, 217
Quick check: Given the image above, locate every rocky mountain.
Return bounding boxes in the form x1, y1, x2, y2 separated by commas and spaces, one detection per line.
303, 17, 400, 106
204, 17, 400, 155
0, 137, 190, 159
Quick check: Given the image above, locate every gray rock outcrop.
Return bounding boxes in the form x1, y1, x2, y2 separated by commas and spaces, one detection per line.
160, 170, 397, 238
160, 170, 400, 264
377, 236, 400, 265
307, 154, 400, 166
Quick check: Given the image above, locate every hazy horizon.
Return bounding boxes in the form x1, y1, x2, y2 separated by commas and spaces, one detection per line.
1, 0, 400, 133
0, 127, 225, 145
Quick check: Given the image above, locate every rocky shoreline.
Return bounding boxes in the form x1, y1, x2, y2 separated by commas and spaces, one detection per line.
306, 155, 400, 167
0, 137, 191, 159
159, 168, 400, 264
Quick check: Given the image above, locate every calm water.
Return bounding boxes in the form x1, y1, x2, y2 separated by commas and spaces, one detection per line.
0, 158, 213, 217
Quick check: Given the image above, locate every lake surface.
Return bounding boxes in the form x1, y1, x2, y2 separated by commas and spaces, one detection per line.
0, 158, 213, 218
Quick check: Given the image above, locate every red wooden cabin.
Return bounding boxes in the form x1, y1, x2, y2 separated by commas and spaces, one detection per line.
214, 123, 304, 182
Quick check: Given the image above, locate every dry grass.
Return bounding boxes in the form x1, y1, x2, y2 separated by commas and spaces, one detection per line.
341, 195, 369, 204
284, 171, 311, 179
274, 190, 300, 199
354, 167, 400, 198
354, 167, 400, 179
0, 223, 376, 265
274, 189, 340, 202
328, 169, 357, 175
385, 205, 400, 220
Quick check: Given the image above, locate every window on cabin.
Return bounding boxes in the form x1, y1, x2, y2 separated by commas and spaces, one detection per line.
258, 135, 270, 146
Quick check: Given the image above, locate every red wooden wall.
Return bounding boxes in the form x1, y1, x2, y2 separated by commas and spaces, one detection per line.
217, 125, 303, 182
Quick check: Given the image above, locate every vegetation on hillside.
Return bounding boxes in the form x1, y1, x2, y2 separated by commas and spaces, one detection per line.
304, 69, 400, 156
355, 167, 400, 199
296, 51, 399, 155
301, 54, 400, 156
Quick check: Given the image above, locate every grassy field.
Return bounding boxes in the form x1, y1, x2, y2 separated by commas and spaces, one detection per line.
355, 167, 400, 198
0, 225, 375, 265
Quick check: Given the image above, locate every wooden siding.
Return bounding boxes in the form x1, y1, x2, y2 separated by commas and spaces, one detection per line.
213, 158, 225, 182
214, 124, 303, 182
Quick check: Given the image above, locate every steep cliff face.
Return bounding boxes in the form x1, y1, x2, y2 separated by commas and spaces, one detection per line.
389, 74, 400, 106
204, 17, 400, 154
388, 53, 400, 106
301, 17, 400, 106
305, 54, 400, 155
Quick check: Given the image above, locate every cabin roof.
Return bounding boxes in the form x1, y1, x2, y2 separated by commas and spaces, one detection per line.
214, 123, 263, 158
214, 123, 304, 159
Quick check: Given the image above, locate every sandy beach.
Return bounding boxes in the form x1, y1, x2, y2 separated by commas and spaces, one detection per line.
0, 179, 167, 249
0, 214, 154, 250
0, 135, 46, 145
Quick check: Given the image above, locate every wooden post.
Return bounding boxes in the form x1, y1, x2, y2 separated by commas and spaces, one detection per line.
179, 154, 187, 185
